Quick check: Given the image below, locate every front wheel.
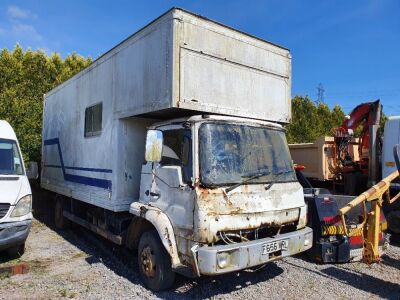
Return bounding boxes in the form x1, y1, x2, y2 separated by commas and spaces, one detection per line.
138, 230, 175, 291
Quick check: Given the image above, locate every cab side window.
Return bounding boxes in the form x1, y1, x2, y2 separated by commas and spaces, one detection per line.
84, 103, 102, 137
161, 129, 192, 184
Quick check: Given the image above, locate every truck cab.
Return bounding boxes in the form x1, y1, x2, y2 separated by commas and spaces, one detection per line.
382, 116, 400, 190
130, 115, 312, 289
0, 121, 33, 257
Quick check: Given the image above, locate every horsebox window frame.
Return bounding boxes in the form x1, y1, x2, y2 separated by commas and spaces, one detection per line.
84, 102, 103, 137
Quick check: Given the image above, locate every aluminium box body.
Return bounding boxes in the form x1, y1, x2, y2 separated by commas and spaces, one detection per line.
41, 8, 292, 211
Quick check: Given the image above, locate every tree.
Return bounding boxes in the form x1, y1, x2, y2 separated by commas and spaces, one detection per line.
0, 45, 91, 162
286, 96, 346, 143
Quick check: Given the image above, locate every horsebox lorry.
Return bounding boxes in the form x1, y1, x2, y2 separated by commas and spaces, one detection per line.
41, 8, 312, 291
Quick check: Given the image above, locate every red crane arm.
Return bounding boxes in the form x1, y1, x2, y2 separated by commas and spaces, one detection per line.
342, 101, 379, 131
331, 100, 381, 175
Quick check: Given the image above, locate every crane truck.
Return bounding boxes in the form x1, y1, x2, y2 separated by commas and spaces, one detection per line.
291, 100, 394, 263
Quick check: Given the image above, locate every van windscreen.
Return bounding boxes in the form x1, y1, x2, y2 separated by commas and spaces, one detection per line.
0, 138, 24, 175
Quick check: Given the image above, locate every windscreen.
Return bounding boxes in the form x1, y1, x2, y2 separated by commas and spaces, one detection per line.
199, 123, 296, 187
0, 138, 24, 175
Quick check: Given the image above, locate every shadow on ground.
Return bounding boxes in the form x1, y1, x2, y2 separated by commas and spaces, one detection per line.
0, 253, 19, 264
321, 266, 400, 300
381, 251, 400, 270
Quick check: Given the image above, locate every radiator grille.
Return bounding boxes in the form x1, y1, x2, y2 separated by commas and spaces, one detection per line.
0, 203, 10, 219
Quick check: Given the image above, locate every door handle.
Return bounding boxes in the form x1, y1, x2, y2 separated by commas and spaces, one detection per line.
145, 190, 160, 199
150, 192, 160, 198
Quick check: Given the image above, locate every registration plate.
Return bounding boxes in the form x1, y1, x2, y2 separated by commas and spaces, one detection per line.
262, 240, 288, 255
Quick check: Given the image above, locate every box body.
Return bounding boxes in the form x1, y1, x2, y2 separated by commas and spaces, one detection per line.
41, 8, 292, 211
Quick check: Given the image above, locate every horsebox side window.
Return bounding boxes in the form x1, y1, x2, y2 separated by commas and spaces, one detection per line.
84, 103, 102, 137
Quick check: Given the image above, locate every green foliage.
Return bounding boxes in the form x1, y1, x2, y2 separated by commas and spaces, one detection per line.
0, 45, 91, 162
286, 96, 346, 143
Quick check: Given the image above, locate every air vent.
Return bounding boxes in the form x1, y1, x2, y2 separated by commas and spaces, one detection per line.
0, 203, 11, 219
0, 177, 20, 181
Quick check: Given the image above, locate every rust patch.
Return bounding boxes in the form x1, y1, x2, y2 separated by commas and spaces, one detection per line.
139, 206, 148, 218
164, 227, 174, 252
199, 187, 209, 196
175, 227, 195, 240
222, 190, 235, 207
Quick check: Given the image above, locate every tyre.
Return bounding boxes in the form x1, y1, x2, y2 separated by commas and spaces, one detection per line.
54, 196, 70, 229
7, 243, 25, 257
138, 230, 175, 291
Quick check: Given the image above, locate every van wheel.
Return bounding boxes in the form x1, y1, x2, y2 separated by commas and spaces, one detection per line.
55, 196, 70, 229
138, 230, 175, 291
7, 243, 25, 257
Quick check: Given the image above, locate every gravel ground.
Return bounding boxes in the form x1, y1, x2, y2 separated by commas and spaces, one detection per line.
1, 216, 399, 300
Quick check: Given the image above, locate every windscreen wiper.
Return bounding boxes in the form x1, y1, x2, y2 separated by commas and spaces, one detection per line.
272, 169, 294, 179
225, 169, 270, 193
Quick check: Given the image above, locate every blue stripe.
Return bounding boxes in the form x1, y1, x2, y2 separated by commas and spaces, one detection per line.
43, 138, 112, 190
44, 165, 113, 173
44, 164, 62, 169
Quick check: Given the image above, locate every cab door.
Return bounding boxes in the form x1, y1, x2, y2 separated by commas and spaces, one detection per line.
145, 125, 195, 234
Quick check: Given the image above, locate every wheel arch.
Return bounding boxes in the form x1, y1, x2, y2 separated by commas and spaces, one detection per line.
128, 203, 181, 267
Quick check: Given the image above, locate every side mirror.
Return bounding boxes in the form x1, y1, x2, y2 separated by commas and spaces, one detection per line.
26, 161, 39, 179
145, 130, 163, 162
394, 144, 400, 172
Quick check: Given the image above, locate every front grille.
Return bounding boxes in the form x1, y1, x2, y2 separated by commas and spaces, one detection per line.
0, 177, 19, 181
216, 222, 298, 245
0, 203, 11, 219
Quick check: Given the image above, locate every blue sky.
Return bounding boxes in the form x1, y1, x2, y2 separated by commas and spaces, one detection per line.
1, 0, 399, 116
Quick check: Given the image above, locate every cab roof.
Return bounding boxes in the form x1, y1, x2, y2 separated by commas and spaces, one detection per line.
151, 115, 284, 129
0, 120, 17, 141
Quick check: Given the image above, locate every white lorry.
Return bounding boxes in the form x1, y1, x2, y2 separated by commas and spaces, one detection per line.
0, 120, 33, 257
382, 116, 400, 189
41, 8, 312, 290
381, 116, 400, 236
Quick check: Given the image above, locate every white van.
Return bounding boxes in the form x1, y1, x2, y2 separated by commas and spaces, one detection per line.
382, 116, 400, 189
0, 120, 33, 256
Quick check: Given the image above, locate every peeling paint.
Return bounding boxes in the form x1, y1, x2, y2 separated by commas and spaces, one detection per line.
194, 181, 305, 243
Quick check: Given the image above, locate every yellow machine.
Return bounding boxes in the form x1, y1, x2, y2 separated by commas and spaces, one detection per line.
338, 145, 400, 264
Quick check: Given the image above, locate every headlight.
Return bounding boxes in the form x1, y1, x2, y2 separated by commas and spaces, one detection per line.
10, 195, 32, 217
304, 231, 313, 247
216, 252, 231, 269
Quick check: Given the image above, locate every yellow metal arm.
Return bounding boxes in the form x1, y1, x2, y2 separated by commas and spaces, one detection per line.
338, 170, 399, 264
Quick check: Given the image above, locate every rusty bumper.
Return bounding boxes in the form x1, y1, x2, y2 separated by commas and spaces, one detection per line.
196, 227, 313, 275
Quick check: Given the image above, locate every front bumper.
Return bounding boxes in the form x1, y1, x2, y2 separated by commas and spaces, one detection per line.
0, 219, 32, 251
196, 227, 313, 275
